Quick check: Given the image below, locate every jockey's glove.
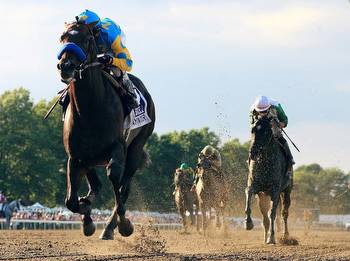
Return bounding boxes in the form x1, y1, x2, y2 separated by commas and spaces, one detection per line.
98, 54, 113, 65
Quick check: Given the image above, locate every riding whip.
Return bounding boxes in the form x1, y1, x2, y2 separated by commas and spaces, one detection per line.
44, 83, 71, 120
273, 118, 300, 152
281, 128, 300, 152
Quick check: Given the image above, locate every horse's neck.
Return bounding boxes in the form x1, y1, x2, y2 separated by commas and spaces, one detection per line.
7, 200, 16, 210
70, 67, 106, 115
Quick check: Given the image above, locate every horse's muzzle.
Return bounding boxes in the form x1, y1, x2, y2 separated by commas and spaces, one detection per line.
57, 60, 76, 82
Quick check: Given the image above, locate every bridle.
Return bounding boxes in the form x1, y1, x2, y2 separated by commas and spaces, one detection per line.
57, 22, 101, 83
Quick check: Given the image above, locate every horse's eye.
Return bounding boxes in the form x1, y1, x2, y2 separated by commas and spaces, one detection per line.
256, 125, 262, 131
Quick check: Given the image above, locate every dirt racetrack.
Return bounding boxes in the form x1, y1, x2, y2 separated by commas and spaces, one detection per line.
1, 226, 349, 261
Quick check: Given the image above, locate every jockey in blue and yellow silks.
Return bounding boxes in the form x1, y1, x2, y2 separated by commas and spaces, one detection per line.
77, 9, 138, 108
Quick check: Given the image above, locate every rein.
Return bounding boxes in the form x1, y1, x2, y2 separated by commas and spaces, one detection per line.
46, 23, 100, 120
44, 61, 100, 120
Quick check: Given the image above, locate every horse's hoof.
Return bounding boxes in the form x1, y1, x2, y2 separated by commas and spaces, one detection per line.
118, 218, 134, 237
245, 220, 254, 230
266, 237, 276, 244
83, 221, 96, 237
99, 228, 114, 240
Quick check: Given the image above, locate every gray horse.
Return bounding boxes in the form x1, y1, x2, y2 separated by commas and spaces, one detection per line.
245, 116, 292, 244
0, 200, 21, 229
196, 158, 226, 233
174, 168, 198, 231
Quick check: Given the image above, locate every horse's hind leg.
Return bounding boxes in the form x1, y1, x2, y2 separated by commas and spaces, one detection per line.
100, 141, 126, 240
281, 189, 291, 239
117, 128, 153, 237
258, 192, 270, 244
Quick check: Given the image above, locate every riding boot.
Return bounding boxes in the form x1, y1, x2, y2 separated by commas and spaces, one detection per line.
59, 92, 70, 121
122, 73, 139, 109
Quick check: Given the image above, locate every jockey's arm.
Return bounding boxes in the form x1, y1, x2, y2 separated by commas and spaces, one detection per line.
275, 103, 288, 128
102, 18, 133, 72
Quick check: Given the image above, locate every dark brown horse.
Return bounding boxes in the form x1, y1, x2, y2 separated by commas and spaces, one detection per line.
57, 21, 155, 240
173, 168, 197, 231
195, 158, 226, 232
245, 116, 292, 244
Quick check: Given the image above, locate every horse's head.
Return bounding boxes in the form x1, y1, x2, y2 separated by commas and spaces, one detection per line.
197, 155, 212, 170
174, 169, 191, 190
57, 20, 98, 83
250, 116, 273, 160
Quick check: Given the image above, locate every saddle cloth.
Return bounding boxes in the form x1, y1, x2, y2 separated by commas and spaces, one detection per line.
101, 71, 152, 130
123, 87, 152, 130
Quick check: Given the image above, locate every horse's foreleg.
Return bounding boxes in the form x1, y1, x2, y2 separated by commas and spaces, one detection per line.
100, 143, 127, 240
258, 192, 270, 244
201, 203, 208, 233
267, 193, 280, 244
79, 168, 101, 212
79, 168, 101, 237
245, 186, 254, 230
281, 190, 291, 239
65, 157, 83, 213
188, 198, 195, 226
65, 158, 95, 237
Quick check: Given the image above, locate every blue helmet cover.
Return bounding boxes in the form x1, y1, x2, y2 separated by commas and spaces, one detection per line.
57, 42, 87, 62
78, 9, 101, 26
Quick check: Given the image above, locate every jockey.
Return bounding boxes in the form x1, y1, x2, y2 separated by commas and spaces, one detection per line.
192, 145, 228, 199
198, 145, 222, 172
173, 163, 194, 195
77, 9, 138, 109
0, 190, 7, 212
249, 95, 295, 180
179, 163, 195, 183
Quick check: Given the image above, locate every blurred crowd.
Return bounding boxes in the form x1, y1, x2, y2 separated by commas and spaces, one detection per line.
10, 207, 181, 224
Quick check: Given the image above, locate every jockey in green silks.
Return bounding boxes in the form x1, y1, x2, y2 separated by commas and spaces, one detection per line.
249, 95, 295, 182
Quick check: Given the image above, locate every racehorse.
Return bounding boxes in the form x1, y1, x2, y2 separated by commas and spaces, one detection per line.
245, 116, 293, 244
195, 158, 226, 232
57, 20, 155, 239
0, 200, 21, 229
174, 168, 198, 231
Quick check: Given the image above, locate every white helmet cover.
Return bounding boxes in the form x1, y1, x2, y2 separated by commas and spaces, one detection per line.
253, 95, 271, 112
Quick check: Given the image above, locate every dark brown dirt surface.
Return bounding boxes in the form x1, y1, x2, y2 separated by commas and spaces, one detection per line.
0, 226, 349, 260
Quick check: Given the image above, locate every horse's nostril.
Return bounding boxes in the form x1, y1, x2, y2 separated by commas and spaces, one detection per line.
57, 63, 61, 70
60, 61, 72, 71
